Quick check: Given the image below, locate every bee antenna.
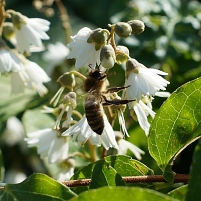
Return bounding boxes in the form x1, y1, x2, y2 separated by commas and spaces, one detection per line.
88, 64, 93, 69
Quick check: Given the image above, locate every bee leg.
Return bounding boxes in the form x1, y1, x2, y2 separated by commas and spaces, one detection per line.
102, 96, 135, 106
104, 85, 130, 93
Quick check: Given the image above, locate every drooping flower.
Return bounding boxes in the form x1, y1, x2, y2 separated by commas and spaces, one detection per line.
53, 157, 75, 182
0, 39, 23, 73
117, 136, 145, 160
1, 116, 25, 147
11, 11, 50, 53
62, 115, 119, 150
67, 27, 109, 69
11, 55, 51, 96
125, 58, 170, 101
42, 42, 70, 70
25, 128, 69, 164
130, 96, 155, 136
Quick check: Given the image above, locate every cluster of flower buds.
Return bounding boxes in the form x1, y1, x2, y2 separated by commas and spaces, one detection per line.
47, 19, 169, 159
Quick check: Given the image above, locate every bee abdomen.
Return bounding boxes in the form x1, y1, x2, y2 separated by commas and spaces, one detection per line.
85, 97, 104, 135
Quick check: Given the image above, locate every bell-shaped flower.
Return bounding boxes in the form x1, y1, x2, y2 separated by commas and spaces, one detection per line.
62, 115, 118, 150
11, 11, 50, 53
67, 27, 109, 69
125, 58, 169, 101
0, 39, 23, 73
11, 55, 50, 96
25, 128, 69, 164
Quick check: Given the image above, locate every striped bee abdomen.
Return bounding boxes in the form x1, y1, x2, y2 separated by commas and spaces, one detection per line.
85, 95, 104, 135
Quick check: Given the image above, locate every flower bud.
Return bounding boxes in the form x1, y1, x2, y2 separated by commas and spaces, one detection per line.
127, 20, 145, 35
100, 44, 116, 69
63, 92, 77, 109
3, 23, 15, 41
126, 58, 140, 74
116, 45, 130, 64
114, 22, 132, 38
87, 28, 109, 50
11, 12, 26, 29
57, 72, 75, 90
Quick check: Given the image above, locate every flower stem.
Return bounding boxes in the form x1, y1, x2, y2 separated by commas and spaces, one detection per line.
69, 70, 86, 81
54, 0, 72, 43
61, 174, 189, 187
0, 0, 6, 36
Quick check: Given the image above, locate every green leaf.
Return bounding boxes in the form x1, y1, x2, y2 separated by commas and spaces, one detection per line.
71, 155, 153, 194
168, 185, 187, 201
186, 139, 201, 201
148, 77, 201, 182
0, 173, 77, 201
89, 159, 126, 188
69, 186, 180, 201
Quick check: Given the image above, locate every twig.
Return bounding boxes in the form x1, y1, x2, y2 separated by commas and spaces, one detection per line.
54, 0, 72, 43
62, 174, 189, 187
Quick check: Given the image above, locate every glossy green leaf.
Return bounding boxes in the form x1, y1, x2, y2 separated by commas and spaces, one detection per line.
0, 173, 77, 201
186, 139, 201, 201
89, 159, 126, 188
148, 77, 201, 182
71, 155, 153, 194
168, 185, 187, 201
69, 186, 179, 201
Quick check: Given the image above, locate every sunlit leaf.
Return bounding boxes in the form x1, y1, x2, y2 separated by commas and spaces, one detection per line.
89, 159, 126, 188
0, 173, 77, 201
69, 186, 179, 201
186, 139, 201, 201
148, 77, 201, 182
168, 185, 187, 201
71, 155, 153, 194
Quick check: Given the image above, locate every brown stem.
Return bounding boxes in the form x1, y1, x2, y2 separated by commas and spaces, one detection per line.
54, 0, 72, 43
0, 0, 6, 36
62, 174, 189, 187
0, 174, 189, 190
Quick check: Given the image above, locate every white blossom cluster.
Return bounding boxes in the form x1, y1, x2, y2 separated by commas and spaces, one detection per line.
1, 7, 170, 183
0, 11, 51, 96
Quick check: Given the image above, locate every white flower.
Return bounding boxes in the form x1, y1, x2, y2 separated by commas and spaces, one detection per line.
53, 157, 75, 182
25, 128, 69, 164
11, 57, 51, 96
1, 116, 24, 147
117, 139, 145, 160
125, 58, 170, 101
131, 97, 155, 136
55, 166, 74, 182
12, 12, 50, 53
62, 115, 119, 150
4, 169, 26, 184
67, 27, 101, 69
43, 42, 70, 66
0, 42, 23, 73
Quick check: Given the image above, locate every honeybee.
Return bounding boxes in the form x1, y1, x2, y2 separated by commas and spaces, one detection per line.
84, 68, 133, 135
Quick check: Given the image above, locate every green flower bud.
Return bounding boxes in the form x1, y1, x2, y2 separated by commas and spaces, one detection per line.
127, 20, 145, 35
114, 22, 132, 38
126, 58, 140, 76
87, 28, 109, 50
11, 12, 26, 29
57, 72, 75, 90
3, 23, 15, 41
100, 44, 116, 69
63, 92, 77, 108
116, 45, 130, 64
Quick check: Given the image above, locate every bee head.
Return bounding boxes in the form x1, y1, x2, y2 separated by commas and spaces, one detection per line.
89, 69, 106, 81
